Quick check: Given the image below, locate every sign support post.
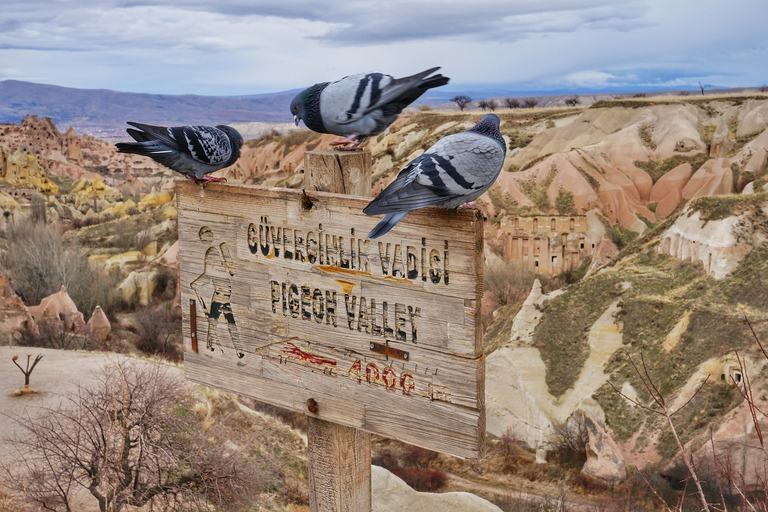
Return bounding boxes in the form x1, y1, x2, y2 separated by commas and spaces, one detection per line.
303, 150, 373, 512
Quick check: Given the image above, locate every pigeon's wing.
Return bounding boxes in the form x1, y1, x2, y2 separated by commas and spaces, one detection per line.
363, 132, 503, 214
174, 126, 233, 166
323, 68, 440, 126
358, 67, 441, 117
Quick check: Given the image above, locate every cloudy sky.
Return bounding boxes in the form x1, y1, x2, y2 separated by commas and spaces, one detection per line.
1, 0, 766, 97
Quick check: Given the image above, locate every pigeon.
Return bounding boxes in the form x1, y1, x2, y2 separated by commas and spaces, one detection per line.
290, 67, 449, 149
115, 122, 243, 184
364, 114, 506, 239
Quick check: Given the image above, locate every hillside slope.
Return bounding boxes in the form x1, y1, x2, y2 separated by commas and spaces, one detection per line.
486, 191, 768, 485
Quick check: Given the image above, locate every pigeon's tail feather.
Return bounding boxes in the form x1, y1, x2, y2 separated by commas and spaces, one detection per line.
418, 74, 450, 91
126, 128, 153, 143
115, 141, 147, 155
124, 121, 180, 150
367, 212, 408, 239
116, 141, 182, 171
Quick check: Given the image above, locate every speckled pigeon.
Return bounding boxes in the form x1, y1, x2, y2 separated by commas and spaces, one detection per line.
290, 67, 449, 149
364, 114, 506, 239
115, 122, 243, 184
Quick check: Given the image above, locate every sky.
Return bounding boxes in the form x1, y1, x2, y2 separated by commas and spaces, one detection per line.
1, 0, 767, 97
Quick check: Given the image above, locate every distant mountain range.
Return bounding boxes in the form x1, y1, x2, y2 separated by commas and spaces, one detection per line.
0, 80, 301, 139
1, 79, 750, 140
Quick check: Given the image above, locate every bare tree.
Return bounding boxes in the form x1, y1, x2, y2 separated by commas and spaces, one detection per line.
1, 360, 269, 512
504, 98, 521, 109
478, 100, 490, 111
486, 99, 498, 112
698, 81, 710, 96
523, 98, 539, 109
564, 95, 581, 107
450, 95, 472, 111
610, 351, 711, 511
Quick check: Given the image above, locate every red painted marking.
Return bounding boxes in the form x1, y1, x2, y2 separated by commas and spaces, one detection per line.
401, 373, 415, 396
282, 342, 337, 366
349, 360, 363, 382
383, 367, 397, 390
366, 363, 380, 383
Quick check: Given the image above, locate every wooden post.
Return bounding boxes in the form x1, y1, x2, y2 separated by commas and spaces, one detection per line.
304, 150, 372, 197
304, 150, 373, 512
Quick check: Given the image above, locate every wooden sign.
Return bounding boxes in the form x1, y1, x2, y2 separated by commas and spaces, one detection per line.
178, 181, 485, 458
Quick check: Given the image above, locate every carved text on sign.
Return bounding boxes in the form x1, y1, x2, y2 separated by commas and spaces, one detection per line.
247, 217, 449, 284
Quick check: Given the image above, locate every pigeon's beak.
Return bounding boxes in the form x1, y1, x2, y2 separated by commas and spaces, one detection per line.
293, 115, 300, 127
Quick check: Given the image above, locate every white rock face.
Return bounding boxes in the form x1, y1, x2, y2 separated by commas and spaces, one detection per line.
372, 465, 503, 512
657, 209, 752, 279
582, 412, 627, 484
486, 278, 626, 454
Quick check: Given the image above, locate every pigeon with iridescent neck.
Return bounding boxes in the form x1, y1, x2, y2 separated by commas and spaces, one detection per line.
290, 67, 449, 150
116, 122, 243, 185
364, 114, 506, 239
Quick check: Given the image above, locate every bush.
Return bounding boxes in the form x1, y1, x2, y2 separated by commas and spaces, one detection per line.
549, 412, 589, 468
134, 305, 182, 362
16, 317, 88, 351
484, 260, 536, 307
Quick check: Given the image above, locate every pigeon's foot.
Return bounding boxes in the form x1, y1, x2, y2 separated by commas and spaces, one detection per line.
457, 203, 484, 211
193, 175, 227, 186
329, 135, 366, 151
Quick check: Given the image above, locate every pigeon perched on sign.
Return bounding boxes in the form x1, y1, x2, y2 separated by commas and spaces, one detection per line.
364, 114, 506, 239
290, 67, 449, 150
115, 122, 243, 184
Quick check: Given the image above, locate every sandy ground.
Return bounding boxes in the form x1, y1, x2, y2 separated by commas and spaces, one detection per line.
0, 346, 181, 511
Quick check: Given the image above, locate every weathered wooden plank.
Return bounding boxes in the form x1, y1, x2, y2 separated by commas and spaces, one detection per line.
179, 178, 485, 458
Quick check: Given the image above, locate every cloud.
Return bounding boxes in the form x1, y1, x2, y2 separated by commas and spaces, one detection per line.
0, 0, 766, 95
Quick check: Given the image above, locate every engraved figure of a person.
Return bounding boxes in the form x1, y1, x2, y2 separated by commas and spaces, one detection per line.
191, 230, 244, 358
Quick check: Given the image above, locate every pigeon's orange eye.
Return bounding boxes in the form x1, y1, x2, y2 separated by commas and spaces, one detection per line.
293, 105, 298, 111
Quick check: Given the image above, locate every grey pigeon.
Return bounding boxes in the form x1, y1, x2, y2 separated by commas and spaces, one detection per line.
290, 67, 449, 149
115, 122, 243, 184
364, 114, 506, 239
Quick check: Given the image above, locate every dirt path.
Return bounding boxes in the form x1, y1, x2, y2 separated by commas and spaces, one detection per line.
445, 473, 598, 511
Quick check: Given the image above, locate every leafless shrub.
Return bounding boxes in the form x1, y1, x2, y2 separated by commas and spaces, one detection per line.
505, 98, 521, 109
451, 95, 472, 111
478, 100, 491, 111
133, 305, 181, 362
484, 260, 536, 307
418, 104, 433, 111
486, 99, 499, 112
564, 95, 581, 107
16, 317, 87, 351
0, 219, 108, 318
523, 98, 539, 109
610, 351, 712, 511
0, 359, 273, 512
549, 412, 589, 468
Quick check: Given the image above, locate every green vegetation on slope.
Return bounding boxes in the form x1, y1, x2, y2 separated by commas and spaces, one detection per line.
532, 274, 623, 397
634, 153, 709, 184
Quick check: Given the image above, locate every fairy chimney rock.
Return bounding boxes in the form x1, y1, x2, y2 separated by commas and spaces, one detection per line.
87, 306, 111, 342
